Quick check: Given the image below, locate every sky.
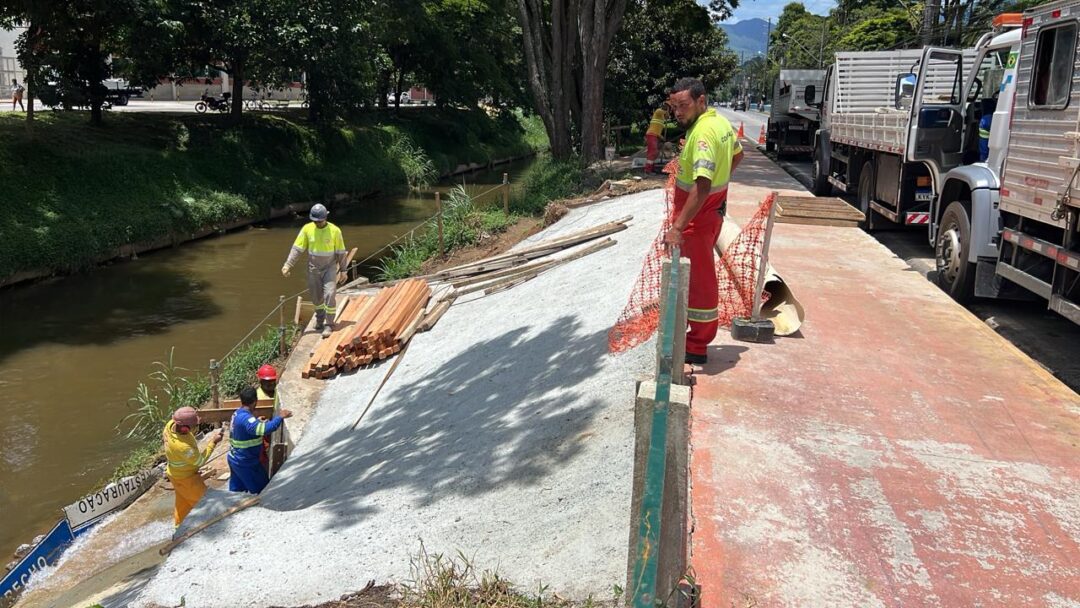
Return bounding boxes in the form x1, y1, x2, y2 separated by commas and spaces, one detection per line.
722, 0, 836, 23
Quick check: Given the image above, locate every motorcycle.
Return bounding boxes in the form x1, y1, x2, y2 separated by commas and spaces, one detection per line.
195, 91, 231, 114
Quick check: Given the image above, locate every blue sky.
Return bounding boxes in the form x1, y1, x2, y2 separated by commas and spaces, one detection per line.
722, 0, 836, 23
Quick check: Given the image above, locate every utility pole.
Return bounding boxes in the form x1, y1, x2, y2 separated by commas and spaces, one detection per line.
819, 21, 828, 68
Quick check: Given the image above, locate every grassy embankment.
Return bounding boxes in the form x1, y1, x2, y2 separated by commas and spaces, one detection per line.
0, 108, 542, 283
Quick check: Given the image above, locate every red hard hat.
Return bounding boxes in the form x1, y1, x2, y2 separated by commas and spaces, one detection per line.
257, 364, 278, 381
172, 406, 199, 428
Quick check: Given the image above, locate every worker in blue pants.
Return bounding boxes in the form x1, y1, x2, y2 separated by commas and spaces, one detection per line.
228, 387, 292, 494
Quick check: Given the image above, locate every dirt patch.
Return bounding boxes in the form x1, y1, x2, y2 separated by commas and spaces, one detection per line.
272, 584, 400, 608
418, 217, 544, 275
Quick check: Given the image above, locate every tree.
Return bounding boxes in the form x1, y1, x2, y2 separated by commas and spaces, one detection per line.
0, 1, 48, 122
837, 9, 917, 51
607, 0, 737, 128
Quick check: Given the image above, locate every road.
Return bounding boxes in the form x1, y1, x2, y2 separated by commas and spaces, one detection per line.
715, 106, 1080, 394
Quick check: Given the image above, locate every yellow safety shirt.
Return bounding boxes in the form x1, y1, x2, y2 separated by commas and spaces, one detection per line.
646, 108, 669, 137
163, 420, 217, 480
289, 222, 346, 270
675, 108, 741, 195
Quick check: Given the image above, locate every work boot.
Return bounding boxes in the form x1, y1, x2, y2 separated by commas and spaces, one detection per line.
321, 322, 333, 338
314, 316, 325, 331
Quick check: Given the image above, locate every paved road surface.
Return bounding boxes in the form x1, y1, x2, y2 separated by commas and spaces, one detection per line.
714, 106, 1080, 394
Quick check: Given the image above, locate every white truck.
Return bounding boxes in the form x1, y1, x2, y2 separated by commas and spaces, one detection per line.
936, 0, 1080, 323
766, 69, 825, 157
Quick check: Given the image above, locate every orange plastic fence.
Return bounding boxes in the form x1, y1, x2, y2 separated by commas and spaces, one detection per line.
608, 169, 776, 353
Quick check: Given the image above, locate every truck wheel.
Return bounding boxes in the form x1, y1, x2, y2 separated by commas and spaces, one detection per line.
765, 122, 776, 152
117, 94, 129, 106
811, 152, 831, 195
857, 161, 881, 232
934, 201, 976, 303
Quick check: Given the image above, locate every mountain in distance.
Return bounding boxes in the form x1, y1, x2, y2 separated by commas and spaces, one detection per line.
719, 17, 770, 60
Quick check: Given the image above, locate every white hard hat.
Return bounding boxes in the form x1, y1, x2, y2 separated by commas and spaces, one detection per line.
309, 204, 329, 221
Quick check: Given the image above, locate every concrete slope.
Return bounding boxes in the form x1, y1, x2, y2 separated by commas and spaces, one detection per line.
133, 191, 665, 608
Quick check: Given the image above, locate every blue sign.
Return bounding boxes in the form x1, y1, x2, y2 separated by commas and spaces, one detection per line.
0, 519, 84, 601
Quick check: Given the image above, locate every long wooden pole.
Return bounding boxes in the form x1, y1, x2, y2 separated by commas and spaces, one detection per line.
159, 496, 261, 556
502, 173, 509, 214
435, 191, 444, 258
351, 341, 410, 430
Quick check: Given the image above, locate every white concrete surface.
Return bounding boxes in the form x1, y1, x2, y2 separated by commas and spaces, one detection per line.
133, 190, 664, 607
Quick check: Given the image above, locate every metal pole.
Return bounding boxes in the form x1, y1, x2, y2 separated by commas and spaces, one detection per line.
278, 295, 286, 356
435, 191, 444, 257
751, 198, 779, 320
502, 173, 509, 215
819, 21, 828, 69
209, 359, 220, 408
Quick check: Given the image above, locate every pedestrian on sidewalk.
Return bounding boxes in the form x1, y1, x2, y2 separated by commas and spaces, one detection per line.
664, 77, 743, 364
163, 407, 224, 526
282, 203, 347, 338
227, 387, 292, 495
11, 79, 24, 111
645, 104, 672, 173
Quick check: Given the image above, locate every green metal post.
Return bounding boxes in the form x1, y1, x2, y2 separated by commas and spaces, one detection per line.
630, 246, 681, 607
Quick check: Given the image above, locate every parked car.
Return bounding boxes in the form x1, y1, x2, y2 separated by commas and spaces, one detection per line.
732, 100, 747, 111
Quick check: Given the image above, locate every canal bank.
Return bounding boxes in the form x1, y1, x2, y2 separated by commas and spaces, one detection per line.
0, 108, 544, 288
0, 159, 542, 568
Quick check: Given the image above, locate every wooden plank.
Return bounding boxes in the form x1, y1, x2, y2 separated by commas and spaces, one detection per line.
774, 216, 862, 228
337, 247, 358, 285
198, 403, 275, 424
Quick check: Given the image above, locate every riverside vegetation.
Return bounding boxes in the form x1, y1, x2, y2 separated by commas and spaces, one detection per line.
0, 108, 542, 283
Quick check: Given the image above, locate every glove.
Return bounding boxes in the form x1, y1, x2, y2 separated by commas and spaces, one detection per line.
281, 265, 291, 277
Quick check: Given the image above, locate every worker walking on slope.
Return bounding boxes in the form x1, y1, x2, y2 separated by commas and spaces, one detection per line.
227, 387, 292, 494
282, 203, 347, 338
645, 104, 673, 173
664, 77, 743, 365
163, 407, 224, 526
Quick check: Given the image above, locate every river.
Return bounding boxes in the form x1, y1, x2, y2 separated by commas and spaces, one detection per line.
0, 159, 535, 563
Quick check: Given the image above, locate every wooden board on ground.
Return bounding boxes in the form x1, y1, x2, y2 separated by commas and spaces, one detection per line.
775, 195, 864, 227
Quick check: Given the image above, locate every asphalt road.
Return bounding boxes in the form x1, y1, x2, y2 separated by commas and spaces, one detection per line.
715, 106, 1080, 394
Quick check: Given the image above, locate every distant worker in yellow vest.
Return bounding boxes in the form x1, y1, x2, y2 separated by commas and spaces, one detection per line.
163, 407, 223, 527
282, 204, 347, 338
645, 104, 672, 174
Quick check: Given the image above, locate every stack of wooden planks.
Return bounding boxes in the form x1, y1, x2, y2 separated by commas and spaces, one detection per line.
304, 278, 431, 379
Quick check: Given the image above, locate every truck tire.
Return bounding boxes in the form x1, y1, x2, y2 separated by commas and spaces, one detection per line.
934, 201, 976, 303
117, 94, 129, 106
857, 161, 880, 232
765, 121, 776, 152
811, 150, 831, 195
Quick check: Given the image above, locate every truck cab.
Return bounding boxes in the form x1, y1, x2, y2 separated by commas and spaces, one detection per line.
932, 21, 1023, 301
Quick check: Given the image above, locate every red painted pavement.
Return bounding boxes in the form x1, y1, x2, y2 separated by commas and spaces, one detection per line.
688, 153, 1080, 607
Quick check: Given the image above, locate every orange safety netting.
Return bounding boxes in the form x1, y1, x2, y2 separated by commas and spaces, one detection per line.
607, 166, 777, 353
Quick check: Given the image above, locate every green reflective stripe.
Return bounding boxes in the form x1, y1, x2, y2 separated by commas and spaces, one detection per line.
230, 437, 263, 449
979, 129, 991, 138
255, 421, 266, 436
324, 308, 336, 315
314, 304, 328, 312
167, 460, 191, 468
687, 307, 719, 322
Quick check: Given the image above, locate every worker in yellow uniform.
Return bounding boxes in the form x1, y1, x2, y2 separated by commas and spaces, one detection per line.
664, 77, 743, 364
645, 104, 672, 174
163, 406, 223, 527
282, 203, 348, 338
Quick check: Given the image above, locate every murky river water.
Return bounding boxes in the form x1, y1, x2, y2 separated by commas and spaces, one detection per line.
0, 160, 534, 562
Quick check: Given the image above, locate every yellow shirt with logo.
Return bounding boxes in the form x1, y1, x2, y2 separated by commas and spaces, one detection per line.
646, 108, 670, 137
676, 108, 741, 195
163, 420, 217, 480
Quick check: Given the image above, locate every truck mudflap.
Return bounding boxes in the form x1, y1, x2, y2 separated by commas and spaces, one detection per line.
867, 201, 930, 225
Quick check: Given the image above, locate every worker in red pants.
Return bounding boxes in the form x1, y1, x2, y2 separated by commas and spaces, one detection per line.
644, 104, 672, 173
664, 77, 743, 364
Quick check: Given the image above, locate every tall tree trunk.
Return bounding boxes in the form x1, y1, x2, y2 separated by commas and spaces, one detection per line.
231, 62, 245, 123
26, 75, 34, 123
395, 69, 404, 112
578, 0, 627, 163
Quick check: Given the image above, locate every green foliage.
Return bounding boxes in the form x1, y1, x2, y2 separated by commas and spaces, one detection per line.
119, 348, 200, 441
607, 0, 739, 127
837, 9, 918, 51
217, 325, 299, 397
509, 155, 586, 215
0, 109, 536, 281
389, 134, 438, 191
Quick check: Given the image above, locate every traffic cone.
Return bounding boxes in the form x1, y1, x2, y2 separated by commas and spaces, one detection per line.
757, 125, 766, 145
737, 122, 745, 138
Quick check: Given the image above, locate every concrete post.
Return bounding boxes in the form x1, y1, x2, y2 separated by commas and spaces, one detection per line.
628, 380, 692, 607
657, 258, 690, 385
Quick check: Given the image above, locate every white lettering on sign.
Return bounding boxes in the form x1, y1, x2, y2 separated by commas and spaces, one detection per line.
63, 468, 159, 530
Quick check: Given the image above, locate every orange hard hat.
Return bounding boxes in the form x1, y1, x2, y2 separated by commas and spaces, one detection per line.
172, 406, 199, 428
257, 364, 278, 381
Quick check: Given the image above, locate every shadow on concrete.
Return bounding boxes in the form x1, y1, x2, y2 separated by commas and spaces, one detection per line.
263, 315, 610, 525
697, 344, 749, 376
